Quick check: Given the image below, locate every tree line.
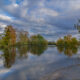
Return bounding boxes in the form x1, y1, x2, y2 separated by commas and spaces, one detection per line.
0, 25, 79, 48
0, 25, 48, 48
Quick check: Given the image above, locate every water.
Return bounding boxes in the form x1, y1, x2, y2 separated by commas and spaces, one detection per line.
0, 45, 80, 80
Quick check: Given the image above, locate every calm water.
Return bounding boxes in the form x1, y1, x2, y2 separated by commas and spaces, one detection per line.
0, 45, 80, 80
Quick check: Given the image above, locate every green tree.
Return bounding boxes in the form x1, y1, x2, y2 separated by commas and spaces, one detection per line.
56, 35, 78, 47
71, 37, 78, 46
56, 38, 64, 46
30, 34, 48, 45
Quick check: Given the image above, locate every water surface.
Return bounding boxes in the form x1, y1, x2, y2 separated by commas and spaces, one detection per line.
0, 45, 80, 80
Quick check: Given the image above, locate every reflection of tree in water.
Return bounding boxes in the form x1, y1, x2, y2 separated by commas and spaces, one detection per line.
57, 46, 64, 53
29, 45, 48, 56
57, 46, 78, 57
3, 47, 16, 68
17, 45, 29, 58
17, 45, 47, 56
1, 45, 47, 68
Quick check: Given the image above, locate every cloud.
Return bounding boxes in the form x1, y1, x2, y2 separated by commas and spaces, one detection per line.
0, 22, 7, 33
0, 14, 12, 21
0, 0, 80, 40
31, 8, 58, 17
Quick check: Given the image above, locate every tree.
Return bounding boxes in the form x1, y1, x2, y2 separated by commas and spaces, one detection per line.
18, 31, 29, 45
64, 35, 72, 47
56, 38, 64, 46
74, 19, 80, 33
71, 37, 78, 46
56, 35, 78, 47
2, 25, 16, 46
30, 34, 48, 45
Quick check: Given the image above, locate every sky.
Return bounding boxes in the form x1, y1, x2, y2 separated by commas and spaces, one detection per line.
0, 0, 80, 41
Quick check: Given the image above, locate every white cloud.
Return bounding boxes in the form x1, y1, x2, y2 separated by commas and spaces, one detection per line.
70, 1, 80, 10
13, 3, 19, 7
0, 14, 12, 21
0, 22, 7, 33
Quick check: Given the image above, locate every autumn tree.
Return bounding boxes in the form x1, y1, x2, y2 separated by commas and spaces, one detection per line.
18, 31, 29, 45
2, 25, 16, 46
56, 35, 78, 47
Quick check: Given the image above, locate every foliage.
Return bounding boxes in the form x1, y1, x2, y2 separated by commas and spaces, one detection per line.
71, 37, 78, 46
2, 25, 16, 46
17, 31, 29, 45
56, 35, 78, 57
0, 25, 48, 47
30, 34, 48, 45
56, 35, 78, 47
56, 38, 64, 46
